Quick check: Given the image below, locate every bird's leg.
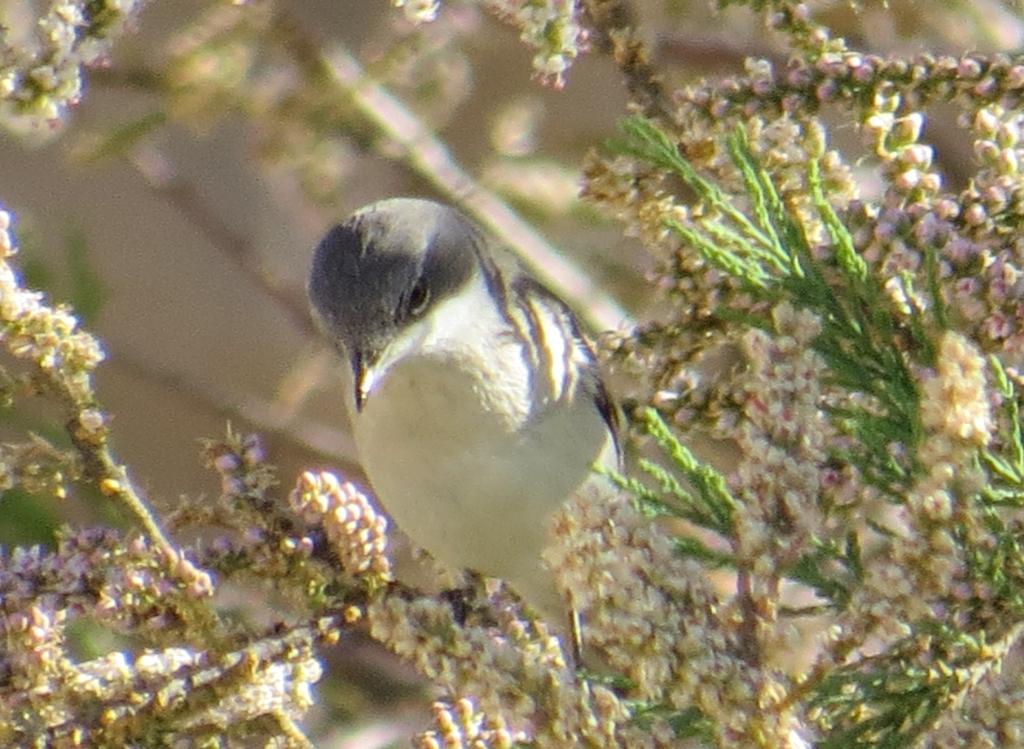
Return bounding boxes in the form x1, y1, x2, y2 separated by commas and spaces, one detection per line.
439, 569, 496, 626
439, 585, 473, 625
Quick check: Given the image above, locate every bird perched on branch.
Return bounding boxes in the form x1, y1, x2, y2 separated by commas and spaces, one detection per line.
308, 197, 618, 643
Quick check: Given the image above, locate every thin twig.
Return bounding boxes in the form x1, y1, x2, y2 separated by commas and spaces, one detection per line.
68, 418, 178, 552
274, 712, 315, 749
128, 145, 316, 338
110, 344, 359, 464
581, 0, 673, 123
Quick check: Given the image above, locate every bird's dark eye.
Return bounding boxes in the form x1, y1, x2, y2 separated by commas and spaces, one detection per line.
408, 279, 431, 316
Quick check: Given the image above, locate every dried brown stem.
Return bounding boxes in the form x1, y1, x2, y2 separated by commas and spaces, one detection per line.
127, 147, 316, 339
581, 0, 672, 122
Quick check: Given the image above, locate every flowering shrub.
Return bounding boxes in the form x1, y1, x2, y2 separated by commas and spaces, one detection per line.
4, 1, 1024, 747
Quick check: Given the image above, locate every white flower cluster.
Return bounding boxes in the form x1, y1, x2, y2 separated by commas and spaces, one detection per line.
0, 0, 142, 135
289, 470, 393, 581
388, 0, 583, 86
393, 0, 441, 24
0, 208, 104, 404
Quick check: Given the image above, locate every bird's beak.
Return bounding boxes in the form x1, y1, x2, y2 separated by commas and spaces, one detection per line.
349, 326, 420, 412
350, 346, 382, 413
351, 349, 368, 412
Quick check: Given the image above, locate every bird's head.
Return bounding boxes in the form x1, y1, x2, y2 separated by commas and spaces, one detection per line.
308, 198, 486, 411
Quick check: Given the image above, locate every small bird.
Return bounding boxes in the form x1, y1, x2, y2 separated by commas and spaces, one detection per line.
308, 197, 618, 633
